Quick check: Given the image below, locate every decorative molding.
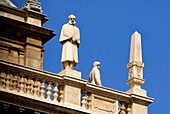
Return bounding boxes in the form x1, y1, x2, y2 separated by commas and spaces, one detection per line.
0, 0, 17, 8
127, 61, 144, 69
127, 61, 144, 80
22, 0, 42, 14
127, 77, 145, 88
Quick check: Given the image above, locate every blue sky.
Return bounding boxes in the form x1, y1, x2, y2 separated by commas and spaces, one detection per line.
12, 0, 169, 114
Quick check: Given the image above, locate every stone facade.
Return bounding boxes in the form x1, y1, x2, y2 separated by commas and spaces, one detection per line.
0, 3, 55, 69
0, 1, 154, 114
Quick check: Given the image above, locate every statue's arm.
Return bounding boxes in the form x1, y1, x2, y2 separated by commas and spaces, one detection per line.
73, 28, 80, 47
59, 25, 73, 44
94, 70, 102, 86
89, 72, 92, 83
63, 27, 73, 38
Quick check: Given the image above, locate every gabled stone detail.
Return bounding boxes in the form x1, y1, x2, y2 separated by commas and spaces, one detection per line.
0, 0, 17, 8
22, 0, 42, 13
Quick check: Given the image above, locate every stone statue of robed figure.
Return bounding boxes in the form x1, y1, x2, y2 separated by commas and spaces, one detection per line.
59, 14, 80, 70
89, 61, 102, 86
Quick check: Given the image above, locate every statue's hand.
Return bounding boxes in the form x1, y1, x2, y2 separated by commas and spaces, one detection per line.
72, 37, 77, 43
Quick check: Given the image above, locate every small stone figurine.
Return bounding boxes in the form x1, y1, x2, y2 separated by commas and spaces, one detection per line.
89, 62, 102, 86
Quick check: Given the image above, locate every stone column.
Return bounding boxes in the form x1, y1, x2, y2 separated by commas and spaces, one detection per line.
126, 31, 148, 114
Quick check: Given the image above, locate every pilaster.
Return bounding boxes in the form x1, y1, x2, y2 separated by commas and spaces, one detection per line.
24, 36, 43, 69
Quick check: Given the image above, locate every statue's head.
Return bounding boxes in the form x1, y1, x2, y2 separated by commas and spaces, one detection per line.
93, 61, 100, 69
68, 14, 76, 25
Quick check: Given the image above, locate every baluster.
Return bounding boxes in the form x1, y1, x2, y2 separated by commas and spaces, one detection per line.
12, 73, 18, 90
24, 77, 27, 92
3, 103, 9, 109
2, 71, 6, 88
126, 104, 131, 114
9, 73, 13, 90
46, 82, 52, 100
19, 107, 25, 113
37, 80, 41, 93
81, 90, 87, 109
59, 85, 64, 104
0, 70, 5, 88
33, 78, 39, 97
26, 77, 32, 94
18, 73, 25, 93
5, 71, 10, 89
34, 111, 40, 114
53, 82, 59, 103
120, 101, 126, 114
40, 80, 45, 99
87, 93, 92, 110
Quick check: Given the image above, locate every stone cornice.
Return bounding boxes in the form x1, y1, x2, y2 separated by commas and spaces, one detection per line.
130, 94, 154, 105
0, 4, 48, 24
0, 37, 24, 46
0, 15, 56, 44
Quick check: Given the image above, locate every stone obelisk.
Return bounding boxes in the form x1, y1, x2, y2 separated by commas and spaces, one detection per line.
126, 31, 146, 96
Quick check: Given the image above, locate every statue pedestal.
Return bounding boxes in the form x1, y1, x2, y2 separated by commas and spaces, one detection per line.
57, 68, 82, 109
57, 68, 81, 79
126, 77, 146, 96
126, 78, 148, 114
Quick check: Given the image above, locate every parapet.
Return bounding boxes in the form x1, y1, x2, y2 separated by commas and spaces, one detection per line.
0, 60, 154, 114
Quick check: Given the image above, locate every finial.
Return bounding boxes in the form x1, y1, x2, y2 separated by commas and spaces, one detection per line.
130, 31, 142, 62
133, 31, 140, 35
126, 31, 146, 96
22, 0, 43, 13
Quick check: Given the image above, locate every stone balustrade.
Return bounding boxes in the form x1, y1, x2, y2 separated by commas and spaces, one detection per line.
0, 69, 65, 104
80, 83, 132, 114
0, 60, 153, 114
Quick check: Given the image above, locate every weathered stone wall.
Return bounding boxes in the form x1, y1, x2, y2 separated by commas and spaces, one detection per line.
0, 4, 55, 69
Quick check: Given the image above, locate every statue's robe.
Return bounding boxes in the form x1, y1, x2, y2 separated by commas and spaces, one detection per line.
59, 23, 80, 66
89, 67, 102, 86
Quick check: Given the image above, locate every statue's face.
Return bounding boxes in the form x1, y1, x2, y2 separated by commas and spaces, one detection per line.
97, 65, 100, 69
93, 62, 100, 69
69, 18, 76, 25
